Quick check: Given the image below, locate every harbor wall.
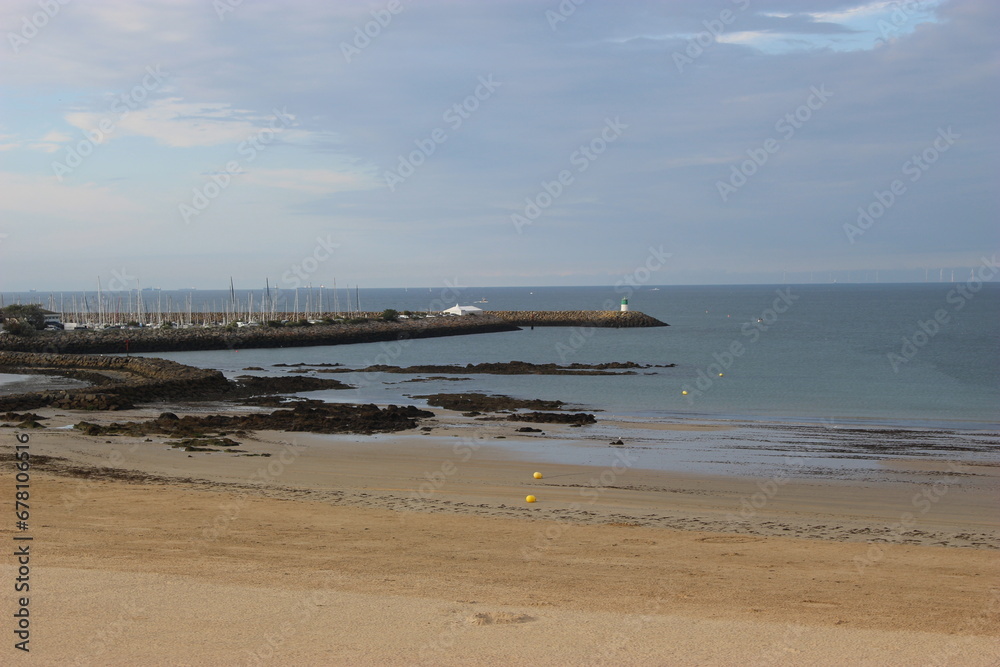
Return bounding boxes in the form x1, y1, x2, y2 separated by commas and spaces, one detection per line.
0, 317, 519, 355
0, 311, 664, 355
486, 310, 667, 328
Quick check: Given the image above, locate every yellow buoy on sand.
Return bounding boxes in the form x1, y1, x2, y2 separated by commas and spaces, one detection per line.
533, 472, 543, 479
525, 495, 537, 503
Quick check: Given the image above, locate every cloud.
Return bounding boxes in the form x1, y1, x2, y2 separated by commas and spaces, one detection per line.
62, 98, 293, 148
0, 0, 995, 289
41, 130, 72, 143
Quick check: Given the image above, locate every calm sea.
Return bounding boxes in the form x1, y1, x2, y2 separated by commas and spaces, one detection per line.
6, 284, 998, 429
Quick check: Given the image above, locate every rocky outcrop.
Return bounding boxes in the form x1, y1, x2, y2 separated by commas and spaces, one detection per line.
0, 351, 230, 411
76, 402, 434, 437
506, 411, 596, 425
0, 352, 348, 412
416, 393, 567, 412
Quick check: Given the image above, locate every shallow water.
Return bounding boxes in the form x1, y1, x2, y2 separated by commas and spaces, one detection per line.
119, 283, 998, 428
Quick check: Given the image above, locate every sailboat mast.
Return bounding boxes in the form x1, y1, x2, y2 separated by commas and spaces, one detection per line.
97, 276, 103, 327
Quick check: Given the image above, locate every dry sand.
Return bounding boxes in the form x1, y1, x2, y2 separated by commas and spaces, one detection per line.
1, 406, 997, 665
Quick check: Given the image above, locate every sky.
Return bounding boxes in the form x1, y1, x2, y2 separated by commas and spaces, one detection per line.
0, 0, 997, 291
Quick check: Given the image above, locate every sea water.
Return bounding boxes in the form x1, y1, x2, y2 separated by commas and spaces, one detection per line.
105, 283, 1000, 430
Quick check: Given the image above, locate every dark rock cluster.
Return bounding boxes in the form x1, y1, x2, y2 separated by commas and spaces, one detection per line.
77, 402, 434, 437
0, 351, 350, 412
506, 411, 596, 425
416, 392, 567, 412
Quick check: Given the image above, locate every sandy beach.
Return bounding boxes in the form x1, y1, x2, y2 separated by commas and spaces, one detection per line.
1, 404, 997, 665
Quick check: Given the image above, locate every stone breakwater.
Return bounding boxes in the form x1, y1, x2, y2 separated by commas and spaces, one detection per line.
486, 310, 667, 328
0, 351, 232, 411
0, 317, 520, 355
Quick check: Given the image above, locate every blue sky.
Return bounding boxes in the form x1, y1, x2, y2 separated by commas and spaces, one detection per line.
0, 0, 996, 291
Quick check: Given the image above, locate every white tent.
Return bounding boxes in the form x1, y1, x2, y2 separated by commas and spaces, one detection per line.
442, 304, 483, 316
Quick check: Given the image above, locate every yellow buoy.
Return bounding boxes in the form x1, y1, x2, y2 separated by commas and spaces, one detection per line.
533, 472, 543, 479
718, 373, 724, 377
525, 495, 537, 503
681, 390, 688, 395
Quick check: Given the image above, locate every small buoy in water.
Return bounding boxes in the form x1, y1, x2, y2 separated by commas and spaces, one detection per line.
533, 472, 543, 479
526, 495, 537, 503
681, 390, 688, 395
718, 373, 724, 377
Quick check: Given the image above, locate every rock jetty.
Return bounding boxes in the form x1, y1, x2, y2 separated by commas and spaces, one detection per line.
0, 317, 519, 355
487, 310, 667, 327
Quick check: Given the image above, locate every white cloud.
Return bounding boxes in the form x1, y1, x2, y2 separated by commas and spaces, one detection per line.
23, 129, 73, 153
41, 130, 72, 143
64, 98, 293, 148
807, 1, 909, 24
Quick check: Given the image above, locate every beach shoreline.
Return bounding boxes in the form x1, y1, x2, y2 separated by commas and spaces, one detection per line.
3, 398, 997, 664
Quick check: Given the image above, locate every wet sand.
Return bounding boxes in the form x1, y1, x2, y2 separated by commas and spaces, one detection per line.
1, 406, 998, 664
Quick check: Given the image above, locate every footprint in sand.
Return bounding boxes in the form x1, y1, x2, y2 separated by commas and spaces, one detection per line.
697, 536, 764, 544
466, 612, 534, 626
